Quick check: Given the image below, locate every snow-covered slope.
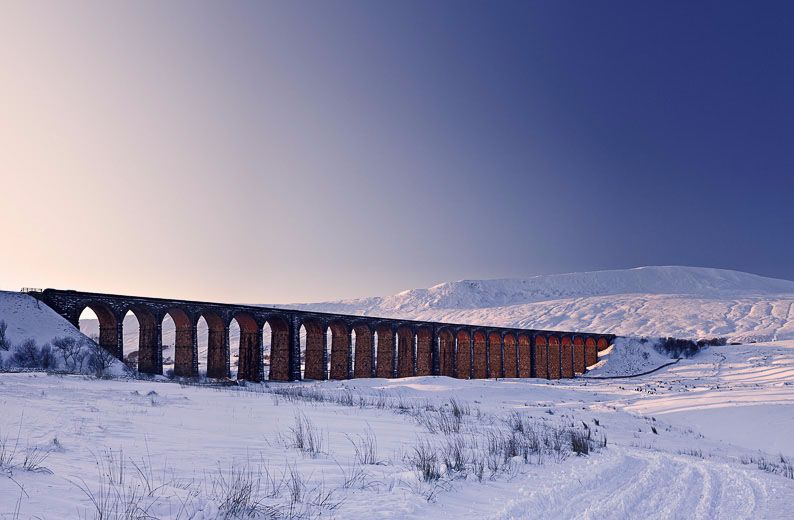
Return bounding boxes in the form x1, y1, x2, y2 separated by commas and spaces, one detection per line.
0, 291, 126, 374
288, 267, 794, 343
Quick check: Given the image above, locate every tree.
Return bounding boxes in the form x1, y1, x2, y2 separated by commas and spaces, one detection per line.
88, 343, 117, 377
13, 338, 41, 368
52, 336, 86, 371
0, 320, 8, 351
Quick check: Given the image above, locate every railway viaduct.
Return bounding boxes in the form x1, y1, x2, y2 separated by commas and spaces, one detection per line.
29, 289, 615, 382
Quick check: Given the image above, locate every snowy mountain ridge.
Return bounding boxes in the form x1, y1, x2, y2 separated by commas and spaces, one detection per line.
285, 266, 794, 342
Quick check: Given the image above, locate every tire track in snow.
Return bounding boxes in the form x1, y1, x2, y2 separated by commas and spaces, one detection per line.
492, 449, 762, 520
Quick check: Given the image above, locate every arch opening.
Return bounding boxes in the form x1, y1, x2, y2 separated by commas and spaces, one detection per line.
78, 304, 119, 360
488, 331, 503, 379
585, 337, 599, 368
397, 326, 415, 378
353, 324, 373, 378
548, 335, 561, 380
561, 336, 574, 378
517, 334, 532, 378
416, 327, 433, 376
534, 335, 548, 379
165, 308, 195, 378
438, 329, 455, 377
456, 330, 471, 379
233, 313, 260, 381
573, 336, 586, 374
302, 320, 326, 380
503, 333, 517, 378
266, 316, 290, 381
375, 325, 395, 378
472, 331, 487, 379
122, 306, 158, 375
328, 321, 350, 380
198, 312, 228, 379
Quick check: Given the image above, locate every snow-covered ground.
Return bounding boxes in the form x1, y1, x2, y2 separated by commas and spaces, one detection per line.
2, 341, 794, 518
4, 266, 794, 518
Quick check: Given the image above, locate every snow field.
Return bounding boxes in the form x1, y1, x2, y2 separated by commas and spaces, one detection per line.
3, 340, 794, 519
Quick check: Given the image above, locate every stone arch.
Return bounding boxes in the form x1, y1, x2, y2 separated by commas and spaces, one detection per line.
329, 321, 351, 380
234, 312, 261, 381
472, 330, 487, 379
77, 302, 120, 360
266, 315, 291, 381
597, 337, 610, 351
548, 335, 561, 380
200, 311, 228, 379
397, 325, 415, 378
585, 337, 598, 368
518, 334, 532, 378
456, 330, 472, 379
561, 336, 574, 378
573, 336, 585, 374
488, 331, 503, 378
503, 333, 517, 378
416, 327, 433, 376
438, 329, 455, 377
164, 308, 196, 377
534, 335, 548, 379
302, 319, 326, 380
375, 324, 395, 378
353, 323, 374, 378
122, 304, 159, 375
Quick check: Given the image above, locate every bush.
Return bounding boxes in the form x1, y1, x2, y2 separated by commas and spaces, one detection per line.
13, 338, 42, 368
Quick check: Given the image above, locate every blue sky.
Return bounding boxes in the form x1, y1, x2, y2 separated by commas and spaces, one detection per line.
2, 1, 793, 302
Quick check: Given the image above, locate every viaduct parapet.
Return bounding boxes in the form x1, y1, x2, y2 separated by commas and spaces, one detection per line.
30, 289, 615, 382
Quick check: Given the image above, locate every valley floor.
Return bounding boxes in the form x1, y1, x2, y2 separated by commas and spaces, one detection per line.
2, 341, 794, 519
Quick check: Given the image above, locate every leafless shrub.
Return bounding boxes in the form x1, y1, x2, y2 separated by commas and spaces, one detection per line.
0, 430, 21, 471
414, 408, 462, 435
338, 389, 354, 407
744, 455, 794, 480
680, 448, 704, 458
211, 464, 268, 519
448, 398, 470, 419
288, 412, 325, 457
406, 440, 441, 482
440, 435, 467, 475
21, 446, 52, 474
346, 426, 380, 465
570, 429, 592, 456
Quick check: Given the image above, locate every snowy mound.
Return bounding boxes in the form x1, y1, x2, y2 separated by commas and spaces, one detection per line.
584, 338, 675, 378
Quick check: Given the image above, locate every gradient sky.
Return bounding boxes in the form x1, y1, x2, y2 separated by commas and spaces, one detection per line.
2, 1, 794, 303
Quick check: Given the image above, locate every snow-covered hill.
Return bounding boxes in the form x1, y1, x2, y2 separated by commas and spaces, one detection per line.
289, 267, 794, 343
